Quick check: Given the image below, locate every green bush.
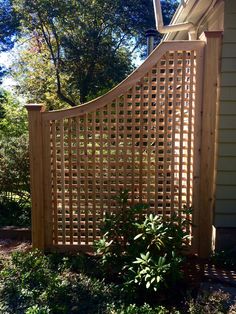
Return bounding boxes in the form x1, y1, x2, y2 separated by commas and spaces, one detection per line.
0, 250, 69, 313
0, 195, 31, 227
95, 190, 149, 273
106, 302, 177, 314
25, 305, 50, 314
0, 134, 31, 227
1, 250, 236, 314
0, 89, 28, 140
126, 211, 190, 292
0, 250, 122, 314
95, 191, 192, 295
0, 89, 31, 227
187, 290, 233, 314
211, 250, 236, 270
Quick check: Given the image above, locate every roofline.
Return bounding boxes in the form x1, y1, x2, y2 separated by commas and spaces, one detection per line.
163, 0, 218, 41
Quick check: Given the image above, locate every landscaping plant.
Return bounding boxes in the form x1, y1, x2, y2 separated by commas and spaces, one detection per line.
211, 250, 236, 271
0, 134, 31, 227
0, 89, 31, 227
187, 290, 234, 314
1, 248, 235, 313
0, 250, 122, 314
95, 191, 192, 296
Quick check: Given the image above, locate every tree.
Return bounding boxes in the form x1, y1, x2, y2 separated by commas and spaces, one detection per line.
0, 0, 19, 83
0, 0, 19, 51
11, 39, 74, 110
11, 0, 178, 106
0, 88, 28, 139
0, 89, 30, 227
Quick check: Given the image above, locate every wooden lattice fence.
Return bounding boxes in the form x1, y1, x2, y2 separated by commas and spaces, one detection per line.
27, 40, 209, 254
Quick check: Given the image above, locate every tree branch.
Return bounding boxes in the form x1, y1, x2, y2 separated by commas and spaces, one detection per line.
37, 12, 77, 107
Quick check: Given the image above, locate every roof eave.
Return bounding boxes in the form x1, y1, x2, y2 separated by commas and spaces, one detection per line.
162, 0, 214, 41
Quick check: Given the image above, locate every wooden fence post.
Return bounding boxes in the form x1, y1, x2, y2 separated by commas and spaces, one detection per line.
25, 104, 45, 250
198, 31, 222, 258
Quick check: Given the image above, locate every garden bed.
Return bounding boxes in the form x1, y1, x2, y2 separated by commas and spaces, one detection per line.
0, 241, 235, 313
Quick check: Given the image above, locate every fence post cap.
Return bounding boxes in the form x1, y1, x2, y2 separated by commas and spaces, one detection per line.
199, 31, 223, 41
25, 104, 45, 112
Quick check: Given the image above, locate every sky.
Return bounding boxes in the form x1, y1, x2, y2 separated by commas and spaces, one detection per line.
0, 50, 17, 90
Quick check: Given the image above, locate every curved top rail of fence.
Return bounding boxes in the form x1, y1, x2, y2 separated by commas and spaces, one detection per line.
42, 40, 204, 121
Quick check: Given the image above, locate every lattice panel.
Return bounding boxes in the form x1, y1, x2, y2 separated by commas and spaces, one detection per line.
49, 50, 197, 246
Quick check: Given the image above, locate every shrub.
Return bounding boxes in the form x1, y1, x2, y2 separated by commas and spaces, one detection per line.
211, 250, 236, 270
25, 305, 50, 314
0, 195, 31, 227
0, 250, 122, 314
95, 190, 149, 273
0, 134, 30, 227
95, 191, 192, 296
126, 211, 190, 292
187, 290, 233, 314
0, 89, 28, 140
0, 89, 31, 227
106, 302, 178, 314
0, 250, 69, 313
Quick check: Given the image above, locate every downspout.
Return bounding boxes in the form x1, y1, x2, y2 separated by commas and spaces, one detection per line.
153, 0, 196, 39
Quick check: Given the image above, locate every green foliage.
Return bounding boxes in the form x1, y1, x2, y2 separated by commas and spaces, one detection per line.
1, 250, 236, 314
0, 89, 30, 227
125, 210, 191, 292
95, 191, 192, 294
25, 305, 50, 314
12, 0, 135, 105
0, 250, 70, 313
0, 88, 28, 139
0, 135, 29, 194
0, 250, 122, 314
0, 195, 30, 227
11, 39, 75, 110
95, 190, 148, 270
0, 0, 20, 82
128, 251, 182, 291
10, 0, 178, 105
187, 290, 233, 314
0, 0, 19, 52
0, 134, 30, 226
211, 250, 236, 270
106, 302, 178, 314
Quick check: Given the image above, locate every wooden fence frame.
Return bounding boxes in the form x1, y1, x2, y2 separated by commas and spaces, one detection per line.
26, 33, 222, 257
197, 31, 223, 258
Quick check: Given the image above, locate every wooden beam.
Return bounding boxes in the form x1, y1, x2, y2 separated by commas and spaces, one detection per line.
25, 104, 45, 250
198, 31, 222, 258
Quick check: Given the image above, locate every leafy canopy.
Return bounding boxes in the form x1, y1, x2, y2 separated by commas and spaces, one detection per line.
0, 0, 20, 82
10, 0, 178, 107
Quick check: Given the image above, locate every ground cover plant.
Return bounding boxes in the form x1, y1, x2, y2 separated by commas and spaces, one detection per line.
0, 249, 179, 314
211, 250, 236, 271
0, 250, 120, 313
1, 249, 235, 314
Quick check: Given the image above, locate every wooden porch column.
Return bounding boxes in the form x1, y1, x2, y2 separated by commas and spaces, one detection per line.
198, 31, 222, 258
26, 104, 45, 250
